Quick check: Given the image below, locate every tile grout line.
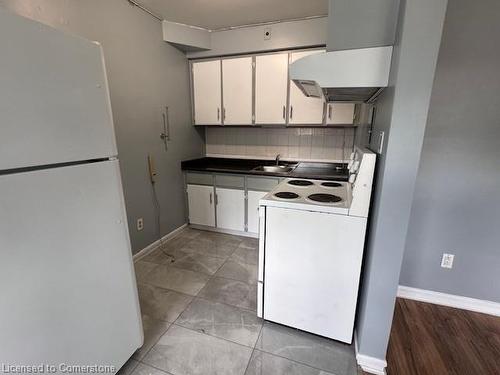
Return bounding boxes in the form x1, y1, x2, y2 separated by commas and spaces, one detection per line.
242, 347, 256, 375
136, 230, 256, 364
135, 360, 174, 375
254, 324, 352, 375
251, 347, 338, 375
132, 231, 207, 366
135, 230, 267, 374
168, 321, 260, 350
162, 232, 262, 353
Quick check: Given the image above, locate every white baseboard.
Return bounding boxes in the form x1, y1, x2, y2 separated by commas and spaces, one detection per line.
189, 224, 258, 238
354, 332, 387, 375
397, 285, 500, 317
133, 223, 188, 262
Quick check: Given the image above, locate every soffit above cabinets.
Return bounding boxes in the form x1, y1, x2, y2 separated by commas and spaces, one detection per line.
162, 17, 328, 56
139, 0, 327, 30
126, 1, 327, 54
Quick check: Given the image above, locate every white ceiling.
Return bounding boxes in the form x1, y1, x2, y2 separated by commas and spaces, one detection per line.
137, 0, 328, 30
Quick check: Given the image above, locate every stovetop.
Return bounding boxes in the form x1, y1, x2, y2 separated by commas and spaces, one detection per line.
260, 178, 351, 215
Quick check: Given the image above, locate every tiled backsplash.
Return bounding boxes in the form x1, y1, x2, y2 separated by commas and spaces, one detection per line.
205, 127, 355, 162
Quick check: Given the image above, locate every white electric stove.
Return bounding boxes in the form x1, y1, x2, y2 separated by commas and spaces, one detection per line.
257, 146, 376, 344
259, 178, 351, 215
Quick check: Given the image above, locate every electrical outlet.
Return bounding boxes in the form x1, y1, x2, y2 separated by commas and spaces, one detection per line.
137, 218, 144, 231
264, 27, 272, 40
441, 253, 454, 269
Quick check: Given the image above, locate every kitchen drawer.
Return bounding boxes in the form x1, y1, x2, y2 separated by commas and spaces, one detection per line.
186, 172, 214, 186
246, 176, 280, 191
215, 174, 245, 189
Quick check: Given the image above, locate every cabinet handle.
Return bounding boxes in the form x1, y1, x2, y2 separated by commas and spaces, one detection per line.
215, 194, 218, 205
223, 107, 226, 121
217, 108, 220, 121
282, 105, 286, 119
209, 193, 213, 204
290, 106, 293, 119
328, 105, 332, 120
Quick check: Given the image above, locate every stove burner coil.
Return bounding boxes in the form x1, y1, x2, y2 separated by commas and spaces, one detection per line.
287, 179, 314, 186
274, 192, 300, 199
307, 193, 342, 203
321, 182, 342, 188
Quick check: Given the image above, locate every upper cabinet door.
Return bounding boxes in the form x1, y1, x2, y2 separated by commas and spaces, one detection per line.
326, 103, 356, 125
192, 60, 222, 125
222, 57, 253, 125
255, 53, 289, 124
288, 50, 326, 126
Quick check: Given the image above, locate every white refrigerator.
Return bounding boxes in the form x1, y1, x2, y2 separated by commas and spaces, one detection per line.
0, 8, 143, 372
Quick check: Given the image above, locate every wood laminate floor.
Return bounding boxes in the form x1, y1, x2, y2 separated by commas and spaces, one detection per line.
384, 298, 500, 375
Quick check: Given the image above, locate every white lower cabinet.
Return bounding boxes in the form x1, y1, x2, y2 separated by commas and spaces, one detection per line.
187, 184, 215, 227
247, 190, 267, 234
215, 187, 245, 232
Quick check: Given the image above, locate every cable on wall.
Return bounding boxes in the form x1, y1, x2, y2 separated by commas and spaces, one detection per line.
126, 0, 163, 21
148, 154, 176, 263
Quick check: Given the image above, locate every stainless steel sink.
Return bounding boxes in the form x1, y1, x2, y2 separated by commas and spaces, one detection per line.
253, 165, 294, 173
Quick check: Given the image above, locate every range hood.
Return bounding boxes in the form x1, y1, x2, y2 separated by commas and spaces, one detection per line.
289, 46, 393, 103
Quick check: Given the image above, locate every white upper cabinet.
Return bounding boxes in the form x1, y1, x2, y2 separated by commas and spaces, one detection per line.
288, 50, 326, 125
192, 60, 222, 125
326, 103, 356, 125
222, 57, 253, 125
255, 53, 289, 124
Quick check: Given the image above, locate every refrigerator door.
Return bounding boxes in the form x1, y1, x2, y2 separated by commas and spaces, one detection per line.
0, 9, 117, 171
0, 160, 143, 369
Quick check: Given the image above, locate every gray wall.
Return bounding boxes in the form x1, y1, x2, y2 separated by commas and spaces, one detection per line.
0, 0, 205, 254
400, 0, 500, 303
327, 0, 399, 51
355, 0, 448, 362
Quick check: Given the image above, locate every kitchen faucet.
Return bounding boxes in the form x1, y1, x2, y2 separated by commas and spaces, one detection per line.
275, 154, 281, 165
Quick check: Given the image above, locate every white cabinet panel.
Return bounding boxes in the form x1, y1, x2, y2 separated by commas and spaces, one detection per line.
216, 188, 245, 231
0, 10, 117, 170
263, 207, 367, 343
326, 103, 356, 125
289, 50, 325, 125
222, 57, 253, 125
255, 53, 289, 124
247, 190, 267, 234
192, 60, 222, 125
187, 184, 215, 227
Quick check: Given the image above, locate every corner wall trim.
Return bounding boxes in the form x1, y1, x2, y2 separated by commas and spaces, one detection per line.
397, 285, 500, 317
354, 332, 387, 375
133, 223, 188, 262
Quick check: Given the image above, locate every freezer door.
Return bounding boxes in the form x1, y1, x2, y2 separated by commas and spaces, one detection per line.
0, 160, 142, 370
0, 9, 117, 170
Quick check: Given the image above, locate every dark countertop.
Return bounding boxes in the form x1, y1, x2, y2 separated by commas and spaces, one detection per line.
181, 157, 349, 181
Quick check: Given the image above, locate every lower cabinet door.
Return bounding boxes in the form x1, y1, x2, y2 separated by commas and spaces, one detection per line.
187, 184, 215, 227
216, 187, 245, 231
247, 190, 267, 234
